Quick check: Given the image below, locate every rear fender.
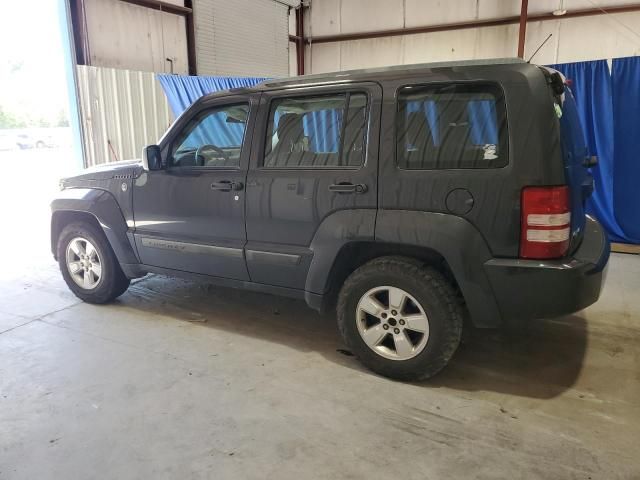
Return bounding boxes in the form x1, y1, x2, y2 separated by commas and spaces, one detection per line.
375, 210, 503, 328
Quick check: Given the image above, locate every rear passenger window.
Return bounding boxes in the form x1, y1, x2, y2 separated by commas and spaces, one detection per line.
396, 83, 507, 169
264, 93, 367, 168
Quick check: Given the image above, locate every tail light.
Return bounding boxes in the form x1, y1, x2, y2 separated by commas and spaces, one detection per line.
520, 186, 571, 259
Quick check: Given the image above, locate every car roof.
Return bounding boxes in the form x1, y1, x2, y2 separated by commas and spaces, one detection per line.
200, 57, 531, 101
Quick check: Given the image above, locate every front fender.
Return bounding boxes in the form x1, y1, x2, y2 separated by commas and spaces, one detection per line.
375, 210, 503, 328
50, 188, 139, 265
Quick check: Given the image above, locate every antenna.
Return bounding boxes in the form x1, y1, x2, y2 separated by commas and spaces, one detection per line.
527, 34, 553, 63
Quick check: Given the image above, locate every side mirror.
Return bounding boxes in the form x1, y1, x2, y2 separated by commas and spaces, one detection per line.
142, 145, 163, 171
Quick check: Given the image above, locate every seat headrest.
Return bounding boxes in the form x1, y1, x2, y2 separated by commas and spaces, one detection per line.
277, 113, 304, 144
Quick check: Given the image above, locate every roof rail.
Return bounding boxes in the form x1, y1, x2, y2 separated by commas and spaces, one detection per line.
261, 57, 527, 88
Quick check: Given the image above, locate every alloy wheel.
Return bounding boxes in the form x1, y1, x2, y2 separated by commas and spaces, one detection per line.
356, 286, 430, 360
65, 237, 103, 290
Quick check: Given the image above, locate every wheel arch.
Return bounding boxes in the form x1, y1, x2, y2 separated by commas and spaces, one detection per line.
50, 188, 139, 265
306, 209, 504, 328
320, 241, 460, 311
51, 210, 102, 259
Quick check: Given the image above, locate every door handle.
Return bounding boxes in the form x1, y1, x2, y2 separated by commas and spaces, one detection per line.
328, 183, 368, 194
211, 181, 244, 192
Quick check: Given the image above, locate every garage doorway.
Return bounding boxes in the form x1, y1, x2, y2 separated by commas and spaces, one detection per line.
0, 0, 82, 278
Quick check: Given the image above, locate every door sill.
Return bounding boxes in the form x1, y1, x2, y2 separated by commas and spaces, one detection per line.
121, 263, 320, 304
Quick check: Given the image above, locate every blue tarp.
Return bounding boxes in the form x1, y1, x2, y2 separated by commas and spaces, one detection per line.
549, 58, 640, 244
302, 110, 341, 153
156, 74, 268, 117
611, 57, 640, 242
406, 99, 498, 146
179, 107, 248, 149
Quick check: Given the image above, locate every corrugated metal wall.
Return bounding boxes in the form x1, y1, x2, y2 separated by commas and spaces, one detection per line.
194, 0, 290, 77
77, 65, 173, 167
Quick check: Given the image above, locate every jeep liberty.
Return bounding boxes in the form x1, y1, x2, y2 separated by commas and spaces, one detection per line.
51, 59, 609, 380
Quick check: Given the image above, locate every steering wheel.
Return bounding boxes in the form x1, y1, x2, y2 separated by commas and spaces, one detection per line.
195, 144, 229, 166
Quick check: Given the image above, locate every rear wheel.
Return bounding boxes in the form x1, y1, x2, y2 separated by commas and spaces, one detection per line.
57, 222, 130, 303
337, 257, 463, 381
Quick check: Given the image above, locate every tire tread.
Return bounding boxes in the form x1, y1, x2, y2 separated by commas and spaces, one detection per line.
337, 256, 463, 381
57, 222, 130, 304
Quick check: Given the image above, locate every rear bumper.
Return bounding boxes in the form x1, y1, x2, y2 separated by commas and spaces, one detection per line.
484, 216, 609, 323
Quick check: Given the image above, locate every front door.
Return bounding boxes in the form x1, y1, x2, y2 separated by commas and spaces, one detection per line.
133, 94, 257, 280
245, 83, 381, 289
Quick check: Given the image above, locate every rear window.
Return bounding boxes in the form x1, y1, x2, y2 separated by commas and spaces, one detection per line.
396, 83, 508, 169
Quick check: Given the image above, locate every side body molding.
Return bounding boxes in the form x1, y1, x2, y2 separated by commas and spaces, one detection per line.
375, 210, 503, 328
50, 188, 139, 265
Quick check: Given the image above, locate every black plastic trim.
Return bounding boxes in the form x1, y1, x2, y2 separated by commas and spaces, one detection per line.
484, 216, 609, 323
139, 237, 244, 258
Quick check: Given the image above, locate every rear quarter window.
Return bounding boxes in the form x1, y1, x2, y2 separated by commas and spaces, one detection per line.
396, 83, 508, 169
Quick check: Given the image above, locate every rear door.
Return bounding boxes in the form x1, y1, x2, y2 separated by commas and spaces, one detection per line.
244, 83, 381, 289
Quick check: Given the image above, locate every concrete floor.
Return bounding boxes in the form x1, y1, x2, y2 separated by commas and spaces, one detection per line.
1, 150, 639, 479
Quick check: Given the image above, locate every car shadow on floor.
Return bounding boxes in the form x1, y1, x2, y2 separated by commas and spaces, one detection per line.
119, 275, 588, 400
428, 315, 588, 398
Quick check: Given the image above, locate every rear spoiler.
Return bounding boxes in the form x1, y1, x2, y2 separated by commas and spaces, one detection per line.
538, 66, 566, 96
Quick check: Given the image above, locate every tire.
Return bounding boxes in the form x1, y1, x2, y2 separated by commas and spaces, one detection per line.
57, 222, 130, 304
337, 256, 463, 381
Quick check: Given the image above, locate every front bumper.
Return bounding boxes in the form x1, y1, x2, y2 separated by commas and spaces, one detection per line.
484, 216, 609, 323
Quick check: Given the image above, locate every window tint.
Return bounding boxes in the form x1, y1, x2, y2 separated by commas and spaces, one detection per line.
264, 93, 367, 168
171, 103, 249, 168
396, 84, 507, 169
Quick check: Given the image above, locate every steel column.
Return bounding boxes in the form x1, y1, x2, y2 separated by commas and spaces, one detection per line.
184, 0, 197, 75
517, 0, 529, 58
68, 0, 90, 65
295, 6, 305, 75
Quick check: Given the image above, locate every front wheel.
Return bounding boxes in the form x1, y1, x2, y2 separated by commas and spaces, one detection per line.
57, 222, 130, 304
337, 257, 463, 381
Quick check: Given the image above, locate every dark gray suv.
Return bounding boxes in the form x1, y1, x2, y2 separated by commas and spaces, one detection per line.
51, 59, 609, 380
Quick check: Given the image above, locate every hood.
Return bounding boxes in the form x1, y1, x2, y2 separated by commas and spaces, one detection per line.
61, 159, 143, 186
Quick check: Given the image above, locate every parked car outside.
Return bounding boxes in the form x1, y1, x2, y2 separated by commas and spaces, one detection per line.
51, 59, 609, 380
17, 132, 58, 149
16, 133, 36, 149
34, 133, 57, 148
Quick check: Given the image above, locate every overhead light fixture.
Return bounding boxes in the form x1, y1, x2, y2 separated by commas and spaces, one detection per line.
553, 0, 567, 16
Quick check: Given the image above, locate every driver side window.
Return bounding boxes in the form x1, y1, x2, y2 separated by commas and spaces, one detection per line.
170, 103, 249, 168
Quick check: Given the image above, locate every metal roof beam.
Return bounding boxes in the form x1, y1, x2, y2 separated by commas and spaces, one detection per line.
304, 3, 640, 44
